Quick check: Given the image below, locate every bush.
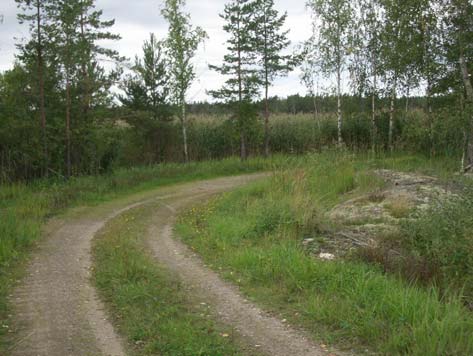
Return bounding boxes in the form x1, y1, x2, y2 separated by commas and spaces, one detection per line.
401, 186, 473, 303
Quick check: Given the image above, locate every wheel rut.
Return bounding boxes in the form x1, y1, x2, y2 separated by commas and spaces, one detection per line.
146, 193, 335, 356
9, 174, 264, 355
10, 173, 335, 356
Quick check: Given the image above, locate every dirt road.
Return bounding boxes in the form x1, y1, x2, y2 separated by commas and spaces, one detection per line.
10, 174, 330, 356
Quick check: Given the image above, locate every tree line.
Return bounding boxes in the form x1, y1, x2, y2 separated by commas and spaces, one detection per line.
1, 0, 473, 182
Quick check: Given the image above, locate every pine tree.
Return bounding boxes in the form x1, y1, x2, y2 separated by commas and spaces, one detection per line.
133, 33, 170, 121
76, 0, 121, 121
162, 0, 207, 163
16, 0, 49, 176
209, 0, 260, 160
253, 0, 294, 157
47, 0, 121, 177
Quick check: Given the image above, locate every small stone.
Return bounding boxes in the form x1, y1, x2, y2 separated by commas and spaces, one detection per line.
319, 253, 335, 260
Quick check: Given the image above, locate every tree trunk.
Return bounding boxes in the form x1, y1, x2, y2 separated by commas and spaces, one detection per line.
388, 83, 396, 152
36, 0, 47, 177
263, 10, 270, 158
240, 131, 247, 161
426, 82, 434, 157
181, 99, 189, 163
264, 82, 270, 157
313, 93, 319, 129
371, 51, 377, 152
405, 86, 410, 114
80, 6, 91, 118
236, 13, 246, 161
459, 51, 473, 171
66, 76, 72, 179
337, 61, 343, 146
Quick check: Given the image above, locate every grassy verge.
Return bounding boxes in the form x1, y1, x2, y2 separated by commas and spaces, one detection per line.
93, 204, 249, 355
0, 156, 279, 352
176, 152, 473, 355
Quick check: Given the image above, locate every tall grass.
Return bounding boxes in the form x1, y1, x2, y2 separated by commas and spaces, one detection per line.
177, 152, 473, 354
118, 111, 464, 166
399, 186, 473, 304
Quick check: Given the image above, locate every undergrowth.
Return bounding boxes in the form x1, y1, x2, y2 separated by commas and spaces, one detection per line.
400, 187, 473, 306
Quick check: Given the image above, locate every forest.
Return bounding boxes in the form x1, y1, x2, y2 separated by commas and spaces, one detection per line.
0, 0, 472, 182
2, 1, 473, 355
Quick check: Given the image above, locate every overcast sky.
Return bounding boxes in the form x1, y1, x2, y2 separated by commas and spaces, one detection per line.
0, 0, 313, 102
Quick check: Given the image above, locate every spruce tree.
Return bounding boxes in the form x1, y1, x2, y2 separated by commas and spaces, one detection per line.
253, 0, 294, 157
209, 0, 260, 160
162, 0, 207, 163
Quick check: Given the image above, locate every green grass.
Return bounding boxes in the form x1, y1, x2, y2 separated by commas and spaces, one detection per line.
176, 152, 473, 355
0, 150, 464, 353
0, 156, 281, 352
93, 204, 247, 356
399, 187, 473, 302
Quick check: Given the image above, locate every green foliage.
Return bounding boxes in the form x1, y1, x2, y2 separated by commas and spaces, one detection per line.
162, 0, 207, 106
120, 33, 172, 121
307, 0, 353, 76
209, 0, 262, 159
401, 186, 473, 302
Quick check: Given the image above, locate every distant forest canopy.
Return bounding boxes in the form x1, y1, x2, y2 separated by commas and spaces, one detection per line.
1, 0, 473, 182
187, 94, 456, 116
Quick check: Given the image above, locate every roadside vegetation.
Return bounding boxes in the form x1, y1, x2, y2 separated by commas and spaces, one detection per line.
0, 157, 272, 352
93, 204, 248, 356
177, 152, 473, 355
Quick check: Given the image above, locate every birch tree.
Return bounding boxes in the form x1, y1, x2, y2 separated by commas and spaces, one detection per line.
300, 24, 322, 127
441, 0, 473, 171
307, 0, 354, 146
357, 0, 382, 150
378, 0, 423, 151
162, 0, 207, 162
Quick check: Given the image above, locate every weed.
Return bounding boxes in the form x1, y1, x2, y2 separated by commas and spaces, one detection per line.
385, 196, 413, 218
